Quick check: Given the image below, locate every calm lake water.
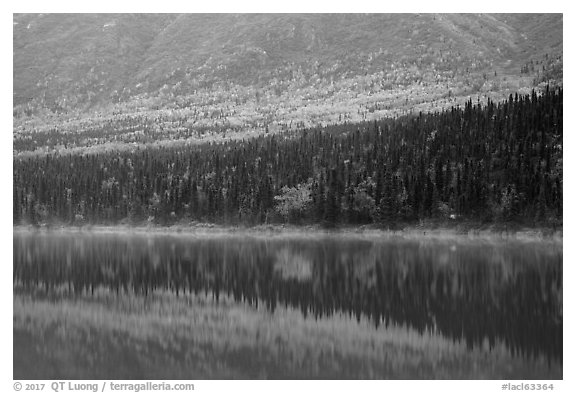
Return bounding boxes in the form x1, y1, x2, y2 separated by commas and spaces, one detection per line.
13, 231, 562, 379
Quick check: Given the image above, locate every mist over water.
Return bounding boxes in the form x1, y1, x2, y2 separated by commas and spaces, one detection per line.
13, 231, 562, 378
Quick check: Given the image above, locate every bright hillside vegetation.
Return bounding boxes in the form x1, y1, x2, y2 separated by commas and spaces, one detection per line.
12, 14, 562, 228
13, 14, 562, 155
14, 88, 562, 227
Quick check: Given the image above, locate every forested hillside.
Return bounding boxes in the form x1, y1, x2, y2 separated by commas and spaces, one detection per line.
13, 87, 562, 228
13, 14, 562, 156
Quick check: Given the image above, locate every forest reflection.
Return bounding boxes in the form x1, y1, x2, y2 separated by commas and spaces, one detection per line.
13, 232, 562, 364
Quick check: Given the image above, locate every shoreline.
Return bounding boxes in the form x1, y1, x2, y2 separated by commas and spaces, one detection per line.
13, 222, 563, 242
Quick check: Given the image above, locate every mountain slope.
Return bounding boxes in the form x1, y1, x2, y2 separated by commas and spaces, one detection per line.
14, 13, 562, 109
13, 14, 177, 107
13, 14, 562, 155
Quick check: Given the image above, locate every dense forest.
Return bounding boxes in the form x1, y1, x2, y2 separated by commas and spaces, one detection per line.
13, 87, 562, 228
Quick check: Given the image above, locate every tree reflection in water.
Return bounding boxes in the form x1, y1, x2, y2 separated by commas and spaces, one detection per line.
13, 232, 562, 364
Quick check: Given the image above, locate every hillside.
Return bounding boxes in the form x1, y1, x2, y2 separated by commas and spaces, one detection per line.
13, 88, 563, 227
13, 13, 563, 155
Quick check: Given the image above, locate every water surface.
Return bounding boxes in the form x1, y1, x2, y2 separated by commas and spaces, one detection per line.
13, 231, 562, 379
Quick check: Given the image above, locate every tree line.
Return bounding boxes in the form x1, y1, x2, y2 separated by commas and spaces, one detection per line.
13, 87, 562, 227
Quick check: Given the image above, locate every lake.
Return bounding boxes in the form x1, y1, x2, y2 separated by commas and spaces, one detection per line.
13, 230, 562, 379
